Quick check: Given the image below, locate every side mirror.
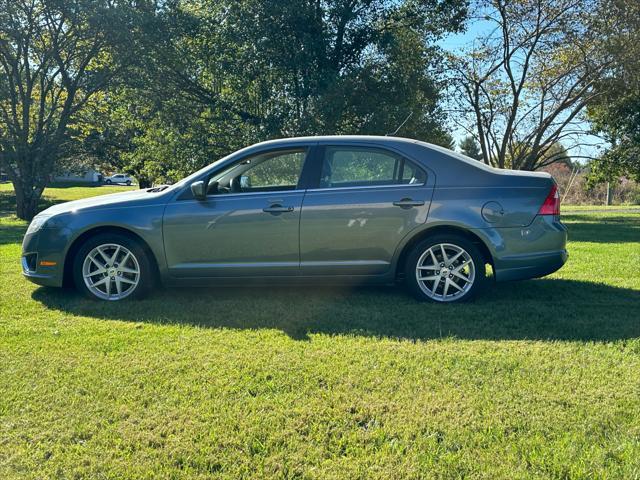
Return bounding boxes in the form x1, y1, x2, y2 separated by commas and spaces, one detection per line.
190, 180, 206, 200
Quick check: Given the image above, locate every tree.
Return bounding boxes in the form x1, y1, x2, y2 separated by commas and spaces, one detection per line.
459, 135, 482, 160
0, 0, 143, 219
587, 0, 640, 183
75, 86, 223, 189
84, 0, 468, 184
542, 142, 573, 169
448, 0, 608, 171
172, 0, 468, 139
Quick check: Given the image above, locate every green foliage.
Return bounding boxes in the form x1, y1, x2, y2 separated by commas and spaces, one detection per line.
587, 0, 640, 184
588, 144, 640, 185
80, 0, 466, 184
458, 136, 482, 160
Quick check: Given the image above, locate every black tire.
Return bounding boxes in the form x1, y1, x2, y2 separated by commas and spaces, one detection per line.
126, 180, 131, 186
73, 232, 154, 301
404, 234, 486, 303
106, 179, 112, 184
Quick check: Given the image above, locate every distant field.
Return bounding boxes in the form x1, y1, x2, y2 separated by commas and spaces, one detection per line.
0, 183, 135, 213
1, 186, 639, 479
563, 204, 640, 211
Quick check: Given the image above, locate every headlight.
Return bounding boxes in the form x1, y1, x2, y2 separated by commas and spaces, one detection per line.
26, 215, 51, 235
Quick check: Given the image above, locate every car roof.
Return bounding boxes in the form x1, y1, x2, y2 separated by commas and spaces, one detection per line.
252, 135, 421, 148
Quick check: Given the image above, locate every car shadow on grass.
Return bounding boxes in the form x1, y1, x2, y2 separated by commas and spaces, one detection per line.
32, 278, 640, 342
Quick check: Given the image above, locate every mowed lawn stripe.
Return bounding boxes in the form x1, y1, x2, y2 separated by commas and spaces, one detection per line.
1, 191, 639, 478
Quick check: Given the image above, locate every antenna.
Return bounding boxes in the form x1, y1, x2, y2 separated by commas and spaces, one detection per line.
385, 112, 413, 136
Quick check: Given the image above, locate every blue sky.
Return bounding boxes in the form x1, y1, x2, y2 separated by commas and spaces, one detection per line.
439, 18, 493, 51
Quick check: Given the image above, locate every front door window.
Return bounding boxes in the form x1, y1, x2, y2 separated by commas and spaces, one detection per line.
208, 149, 306, 195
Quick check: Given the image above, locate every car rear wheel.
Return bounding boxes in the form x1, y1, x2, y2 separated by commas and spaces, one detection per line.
405, 234, 486, 303
105, 179, 112, 184
73, 233, 154, 301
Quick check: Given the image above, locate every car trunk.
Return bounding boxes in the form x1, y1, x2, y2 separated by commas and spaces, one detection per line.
485, 170, 557, 227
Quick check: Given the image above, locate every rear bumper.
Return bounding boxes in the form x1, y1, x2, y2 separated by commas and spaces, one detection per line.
472, 215, 568, 282
493, 249, 568, 282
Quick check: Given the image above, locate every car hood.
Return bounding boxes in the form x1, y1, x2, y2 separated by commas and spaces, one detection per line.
40, 189, 168, 216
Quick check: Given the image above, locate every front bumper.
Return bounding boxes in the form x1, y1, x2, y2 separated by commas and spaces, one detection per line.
22, 257, 62, 287
21, 228, 66, 288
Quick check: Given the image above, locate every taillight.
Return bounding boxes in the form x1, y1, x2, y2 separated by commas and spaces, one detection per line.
538, 184, 560, 215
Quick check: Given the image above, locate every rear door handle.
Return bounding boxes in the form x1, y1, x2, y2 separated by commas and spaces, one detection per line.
263, 204, 294, 214
393, 198, 425, 209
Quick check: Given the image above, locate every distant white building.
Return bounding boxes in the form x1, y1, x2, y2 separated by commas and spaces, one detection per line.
54, 169, 102, 183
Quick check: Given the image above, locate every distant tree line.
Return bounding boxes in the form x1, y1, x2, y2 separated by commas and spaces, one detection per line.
1, 0, 638, 219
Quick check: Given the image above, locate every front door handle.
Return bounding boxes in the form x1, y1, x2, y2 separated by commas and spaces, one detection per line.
393, 198, 425, 209
263, 204, 294, 214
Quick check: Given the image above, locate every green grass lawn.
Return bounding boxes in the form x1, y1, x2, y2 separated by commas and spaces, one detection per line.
1, 186, 639, 479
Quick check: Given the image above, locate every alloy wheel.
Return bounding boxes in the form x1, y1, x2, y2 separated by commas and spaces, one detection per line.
415, 243, 475, 302
82, 243, 140, 300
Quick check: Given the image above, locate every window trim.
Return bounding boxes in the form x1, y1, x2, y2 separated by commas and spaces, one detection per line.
204, 188, 308, 199
308, 145, 427, 190
306, 182, 426, 193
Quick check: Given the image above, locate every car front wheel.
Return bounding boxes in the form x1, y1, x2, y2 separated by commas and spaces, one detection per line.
73, 233, 154, 301
405, 234, 486, 303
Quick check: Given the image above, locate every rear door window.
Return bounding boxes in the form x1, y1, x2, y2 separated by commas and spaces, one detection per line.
319, 147, 425, 188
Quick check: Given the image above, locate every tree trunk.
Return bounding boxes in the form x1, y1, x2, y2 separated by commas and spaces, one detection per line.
14, 180, 43, 221
138, 176, 152, 189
